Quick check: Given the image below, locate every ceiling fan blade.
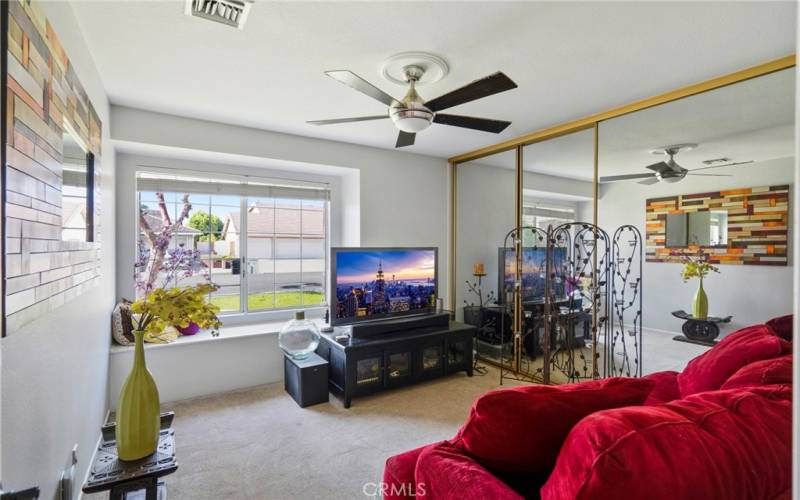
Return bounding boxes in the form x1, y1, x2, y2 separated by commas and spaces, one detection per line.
307, 115, 388, 125
645, 161, 672, 173
432, 114, 511, 133
638, 177, 661, 185
396, 131, 416, 148
599, 173, 657, 183
688, 160, 755, 172
687, 173, 733, 177
425, 72, 518, 112
324, 70, 398, 106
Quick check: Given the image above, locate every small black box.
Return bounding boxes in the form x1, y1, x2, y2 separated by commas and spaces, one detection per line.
284, 352, 329, 408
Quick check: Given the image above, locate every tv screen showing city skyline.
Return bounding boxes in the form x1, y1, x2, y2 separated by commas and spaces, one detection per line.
499, 247, 567, 303
333, 248, 437, 323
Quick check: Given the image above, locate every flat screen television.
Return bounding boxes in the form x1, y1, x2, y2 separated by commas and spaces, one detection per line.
332, 247, 437, 325
498, 247, 568, 303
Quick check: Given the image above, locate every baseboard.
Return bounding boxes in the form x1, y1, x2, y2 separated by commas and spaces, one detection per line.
614, 322, 681, 338
77, 409, 110, 500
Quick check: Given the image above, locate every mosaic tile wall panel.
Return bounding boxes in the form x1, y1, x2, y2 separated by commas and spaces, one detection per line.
4, 0, 103, 333
645, 185, 790, 266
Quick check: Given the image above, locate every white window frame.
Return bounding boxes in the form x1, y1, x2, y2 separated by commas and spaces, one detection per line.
135, 167, 331, 323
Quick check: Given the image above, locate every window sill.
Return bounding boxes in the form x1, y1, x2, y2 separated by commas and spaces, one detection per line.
109, 317, 327, 355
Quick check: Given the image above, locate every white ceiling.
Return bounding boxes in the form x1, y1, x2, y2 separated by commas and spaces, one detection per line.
473, 67, 795, 180
71, 1, 797, 160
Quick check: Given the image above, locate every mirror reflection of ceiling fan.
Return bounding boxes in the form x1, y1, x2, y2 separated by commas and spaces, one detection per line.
307, 65, 517, 148
599, 143, 754, 185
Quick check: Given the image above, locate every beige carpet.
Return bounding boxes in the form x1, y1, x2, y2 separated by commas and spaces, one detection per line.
87, 365, 523, 500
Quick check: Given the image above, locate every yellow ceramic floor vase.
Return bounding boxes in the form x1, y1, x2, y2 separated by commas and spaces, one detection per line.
692, 278, 709, 320
116, 330, 161, 461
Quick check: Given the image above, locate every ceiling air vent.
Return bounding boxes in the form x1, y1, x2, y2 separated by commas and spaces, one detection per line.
185, 0, 253, 29
701, 157, 732, 166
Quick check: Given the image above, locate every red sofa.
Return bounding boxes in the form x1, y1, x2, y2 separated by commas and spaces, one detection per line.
383, 316, 793, 500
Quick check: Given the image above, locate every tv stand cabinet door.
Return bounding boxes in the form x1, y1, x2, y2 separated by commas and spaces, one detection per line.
415, 338, 445, 381
350, 351, 385, 397
446, 332, 474, 374
384, 348, 413, 388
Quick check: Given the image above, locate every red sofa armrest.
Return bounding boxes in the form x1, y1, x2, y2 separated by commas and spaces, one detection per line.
415, 441, 523, 500
383, 445, 428, 500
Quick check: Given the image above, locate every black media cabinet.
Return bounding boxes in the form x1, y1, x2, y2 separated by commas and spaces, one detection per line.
315, 314, 475, 408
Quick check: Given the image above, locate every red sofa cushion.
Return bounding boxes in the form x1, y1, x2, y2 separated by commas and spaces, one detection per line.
641, 370, 680, 405
383, 445, 427, 500
451, 377, 654, 475
766, 314, 793, 341
415, 441, 524, 500
677, 324, 790, 396
721, 353, 793, 390
541, 385, 792, 500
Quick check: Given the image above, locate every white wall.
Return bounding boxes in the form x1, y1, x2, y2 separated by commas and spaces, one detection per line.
110, 106, 450, 303
1, 2, 116, 498
107, 323, 297, 408
792, 17, 799, 486
598, 156, 794, 334
456, 165, 516, 317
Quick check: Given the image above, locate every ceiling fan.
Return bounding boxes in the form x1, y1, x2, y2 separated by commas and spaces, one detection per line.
308, 65, 517, 148
599, 143, 754, 185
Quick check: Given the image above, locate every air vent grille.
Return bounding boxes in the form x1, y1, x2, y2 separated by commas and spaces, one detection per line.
702, 157, 732, 166
185, 0, 253, 29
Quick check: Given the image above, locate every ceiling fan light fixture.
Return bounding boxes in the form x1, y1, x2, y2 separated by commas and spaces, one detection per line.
657, 173, 685, 183
390, 107, 433, 133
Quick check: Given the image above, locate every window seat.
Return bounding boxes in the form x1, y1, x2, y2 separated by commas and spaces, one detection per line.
108, 319, 327, 407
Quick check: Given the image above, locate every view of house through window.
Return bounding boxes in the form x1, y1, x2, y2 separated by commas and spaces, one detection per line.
135, 171, 329, 315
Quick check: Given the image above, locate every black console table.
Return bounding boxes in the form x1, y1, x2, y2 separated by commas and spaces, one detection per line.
315, 314, 474, 408
671, 310, 732, 346
82, 412, 178, 500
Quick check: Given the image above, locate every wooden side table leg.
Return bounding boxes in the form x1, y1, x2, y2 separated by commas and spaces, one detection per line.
145, 477, 159, 500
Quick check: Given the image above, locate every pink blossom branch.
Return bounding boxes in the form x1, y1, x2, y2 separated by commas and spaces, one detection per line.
139, 193, 192, 293
157, 192, 172, 227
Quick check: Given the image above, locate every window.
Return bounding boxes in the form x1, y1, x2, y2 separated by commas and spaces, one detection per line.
135, 170, 330, 316
522, 203, 576, 246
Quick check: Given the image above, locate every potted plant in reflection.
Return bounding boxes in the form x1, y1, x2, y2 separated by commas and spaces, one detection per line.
680, 249, 720, 320
117, 283, 222, 461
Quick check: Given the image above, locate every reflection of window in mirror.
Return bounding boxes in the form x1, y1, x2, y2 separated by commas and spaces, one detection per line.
708, 211, 728, 246
665, 213, 687, 247
688, 211, 728, 246
61, 124, 94, 242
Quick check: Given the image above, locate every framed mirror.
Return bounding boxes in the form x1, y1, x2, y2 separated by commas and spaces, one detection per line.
61, 124, 95, 242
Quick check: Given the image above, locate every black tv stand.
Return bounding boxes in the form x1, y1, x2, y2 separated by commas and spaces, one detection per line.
315, 318, 475, 408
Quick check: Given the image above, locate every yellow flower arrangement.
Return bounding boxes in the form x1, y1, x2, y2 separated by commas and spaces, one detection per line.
680, 251, 720, 282
131, 284, 222, 342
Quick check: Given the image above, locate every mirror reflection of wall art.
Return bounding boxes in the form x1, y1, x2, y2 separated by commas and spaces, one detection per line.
3, 0, 103, 334
646, 185, 789, 265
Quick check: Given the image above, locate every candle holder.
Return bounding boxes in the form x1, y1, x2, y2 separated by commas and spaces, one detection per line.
465, 272, 494, 309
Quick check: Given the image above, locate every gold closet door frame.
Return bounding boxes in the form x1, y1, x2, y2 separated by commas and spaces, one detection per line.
447, 54, 795, 314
